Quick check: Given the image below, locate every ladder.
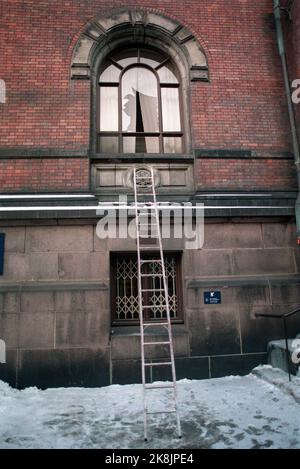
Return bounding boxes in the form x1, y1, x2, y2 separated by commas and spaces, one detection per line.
133, 167, 182, 442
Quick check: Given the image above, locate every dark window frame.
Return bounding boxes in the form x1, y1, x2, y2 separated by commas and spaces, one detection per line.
110, 251, 183, 326
97, 47, 185, 155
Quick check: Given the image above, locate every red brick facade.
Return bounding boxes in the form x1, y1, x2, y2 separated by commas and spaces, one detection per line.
0, 0, 299, 192
0, 159, 89, 192
195, 158, 298, 190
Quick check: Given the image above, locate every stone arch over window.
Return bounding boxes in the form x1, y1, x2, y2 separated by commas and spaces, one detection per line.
71, 10, 209, 82
71, 9, 209, 155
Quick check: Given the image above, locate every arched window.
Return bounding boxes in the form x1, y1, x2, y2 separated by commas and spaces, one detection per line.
97, 48, 183, 154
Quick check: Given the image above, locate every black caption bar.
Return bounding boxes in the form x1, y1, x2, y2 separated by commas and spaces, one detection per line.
103, 450, 195, 466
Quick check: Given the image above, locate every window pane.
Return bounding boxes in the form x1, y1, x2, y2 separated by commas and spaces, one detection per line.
161, 87, 181, 131
123, 137, 159, 153
113, 49, 138, 68
164, 137, 182, 153
140, 49, 165, 68
99, 136, 119, 153
122, 67, 159, 132
157, 65, 178, 84
99, 64, 120, 82
100, 87, 118, 131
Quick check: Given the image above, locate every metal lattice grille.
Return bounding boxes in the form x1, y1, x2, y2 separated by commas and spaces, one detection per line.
116, 258, 139, 320
149, 257, 177, 319
114, 255, 179, 322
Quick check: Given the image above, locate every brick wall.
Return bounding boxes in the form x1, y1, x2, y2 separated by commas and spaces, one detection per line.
0, 0, 291, 150
0, 159, 89, 192
195, 158, 298, 190
0, 0, 297, 192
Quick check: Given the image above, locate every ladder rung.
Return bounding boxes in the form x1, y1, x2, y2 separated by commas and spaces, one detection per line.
146, 409, 176, 414
143, 322, 169, 327
140, 245, 161, 251
136, 210, 155, 213
139, 235, 159, 239
142, 305, 167, 309
144, 362, 172, 367
138, 223, 158, 227
144, 341, 171, 346
140, 259, 162, 264
135, 176, 152, 180
144, 360, 172, 366
140, 273, 163, 277
138, 235, 158, 239
145, 383, 174, 389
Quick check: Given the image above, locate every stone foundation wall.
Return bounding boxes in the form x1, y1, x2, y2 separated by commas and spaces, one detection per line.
0, 221, 299, 388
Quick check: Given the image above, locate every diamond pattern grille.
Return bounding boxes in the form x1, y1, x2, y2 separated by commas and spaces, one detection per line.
115, 255, 179, 321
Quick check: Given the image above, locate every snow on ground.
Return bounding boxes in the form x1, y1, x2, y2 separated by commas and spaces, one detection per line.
0, 365, 299, 449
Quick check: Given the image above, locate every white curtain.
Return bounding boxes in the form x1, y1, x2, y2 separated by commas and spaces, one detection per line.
122, 67, 159, 133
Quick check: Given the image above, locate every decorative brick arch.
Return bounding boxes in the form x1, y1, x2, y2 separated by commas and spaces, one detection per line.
71, 9, 209, 82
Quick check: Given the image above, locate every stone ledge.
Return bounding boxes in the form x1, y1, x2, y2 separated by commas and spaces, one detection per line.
0, 281, 108, 292
194, 148, 294, 159
0, 148, 88, 158
186, 275, 300, 289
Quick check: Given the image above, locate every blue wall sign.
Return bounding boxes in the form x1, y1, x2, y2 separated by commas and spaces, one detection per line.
0, 233, 5, 275
204, 291, 221, 305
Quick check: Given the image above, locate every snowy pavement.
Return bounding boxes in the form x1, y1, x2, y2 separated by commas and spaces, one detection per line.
0, 365, 299, 449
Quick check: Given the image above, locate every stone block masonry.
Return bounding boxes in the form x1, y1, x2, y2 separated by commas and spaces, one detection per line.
0, 221, 299, 388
